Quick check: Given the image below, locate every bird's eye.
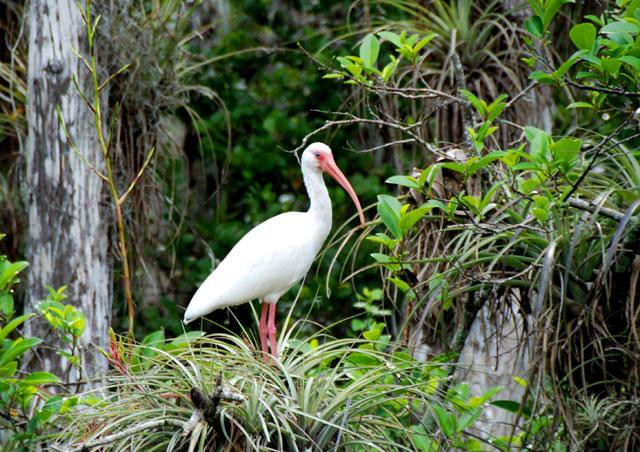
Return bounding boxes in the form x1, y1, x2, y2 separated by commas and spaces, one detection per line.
314, 152, 321, 158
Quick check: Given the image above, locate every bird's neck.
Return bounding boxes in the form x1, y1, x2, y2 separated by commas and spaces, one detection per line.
303, 169, 332, 231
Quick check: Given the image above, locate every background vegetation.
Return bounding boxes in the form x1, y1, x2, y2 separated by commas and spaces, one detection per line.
1, 0, 639, 450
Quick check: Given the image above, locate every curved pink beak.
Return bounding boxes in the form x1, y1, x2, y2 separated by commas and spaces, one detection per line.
321, 154, 365, 226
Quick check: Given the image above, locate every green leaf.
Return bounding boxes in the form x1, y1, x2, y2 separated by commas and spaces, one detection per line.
553, 49, 588, 78
524, 15, 544, 37
567, 101, 593, 109
432, 404, 456, 438
619, 55, 640, 70
412, 33, 437, 54
542, 0, 575, 29
490, 399, 532, 417
386, 175, 421, 189
399, 206, 430, 233
0, 293, 13, 316
381, 56, 399, 82
466, 151, 506, 174
529, 70, 556, 84
569, 23, 597, 50
533, 207, 549, 223
459, 89, 486, 115
601, 57, 622, 77
366, 233, 396, 248
19, 371, 61, 386
363, 327, 381, 341
528, 0, 544, 17
438, 162, 466, 174
552, 137, 581, 163
378, 31, 402, 48
410, 425, 434, 451
0, 337, 42, 366
141, 329, 165, 358
0, 261, 29, 291
377, 194, 402, 239
322, 73, 344, 80
359, 34, 380, 69
0, 313, 34, 341
601, 21, 640, 35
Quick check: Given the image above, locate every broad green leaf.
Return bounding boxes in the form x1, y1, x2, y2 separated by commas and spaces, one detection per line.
322, 73, 344, 79
378, 31, 402, 48
619, 55, 640, 70
432, 404, 456, 438
363, 327, 381, 341
528, 70, 556, 84
490, 399, 532, 417
0, 337, 41, 366
466, 151, 506, 174
552, 137, 581, 163
569, 23, 597, 50
366, 233, 396, 248
542, 0, 575, 29
377, 194, 402, 239
528, 0, 544, 17
0, 261, 29, 291
19, 371, 61, 386
438, 162, 466, 174
524, 15, 544, 37
601, 57, 622, 77
457, 407, 482, 431
0, 293, 13, 315
601, 21, 640, 34
165, 331, 205, 350
533, 207, 549, 223
359, 34, 380, 69
410, 425, 434, 451
0, 313, 34, 341
399, 206, 430, 233
141, 329, 165, 359
553, 49, 588, 78
386, 175, 421, 189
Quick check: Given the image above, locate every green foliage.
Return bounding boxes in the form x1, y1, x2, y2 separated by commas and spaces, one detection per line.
55, 320, 504, 451
37, 286, 86, 369
0, 239, 79, 451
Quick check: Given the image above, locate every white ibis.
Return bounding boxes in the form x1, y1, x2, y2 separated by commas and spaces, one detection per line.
183, 142, 365, 359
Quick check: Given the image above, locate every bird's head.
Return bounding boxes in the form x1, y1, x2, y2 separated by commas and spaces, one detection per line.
301, 142, 365, 226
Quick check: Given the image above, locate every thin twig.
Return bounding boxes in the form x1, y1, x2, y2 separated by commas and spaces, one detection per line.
566, 79, 640, 98
505, 81, 538, 109
568, 198, 624, 221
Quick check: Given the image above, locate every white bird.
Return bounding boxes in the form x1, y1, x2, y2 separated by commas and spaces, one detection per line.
183, 142, 365, 359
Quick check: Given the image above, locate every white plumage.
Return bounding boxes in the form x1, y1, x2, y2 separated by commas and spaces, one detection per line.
183, 142, 364, 358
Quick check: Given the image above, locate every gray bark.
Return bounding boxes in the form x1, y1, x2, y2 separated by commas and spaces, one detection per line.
24, 0, 110, 388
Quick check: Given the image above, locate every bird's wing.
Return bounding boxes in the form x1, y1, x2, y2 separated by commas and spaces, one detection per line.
184, 212, 318, 321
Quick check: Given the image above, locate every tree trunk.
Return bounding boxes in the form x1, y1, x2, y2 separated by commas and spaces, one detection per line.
449, 0, 552, 438
24, 0, 110, 388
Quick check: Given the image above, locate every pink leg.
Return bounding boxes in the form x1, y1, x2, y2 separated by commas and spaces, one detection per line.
259, 302, 269, 360
267, 303, 278, 359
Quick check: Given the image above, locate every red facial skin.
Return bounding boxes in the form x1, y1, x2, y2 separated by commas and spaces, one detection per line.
314, 151, 365, 226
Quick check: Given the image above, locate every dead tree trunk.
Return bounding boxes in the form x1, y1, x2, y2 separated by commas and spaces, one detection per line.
24, 0, 110, 388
